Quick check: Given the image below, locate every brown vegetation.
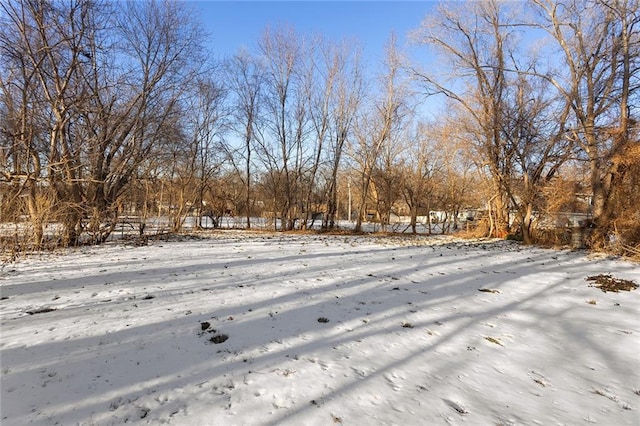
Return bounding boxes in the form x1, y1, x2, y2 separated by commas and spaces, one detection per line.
1, 0, 637, 259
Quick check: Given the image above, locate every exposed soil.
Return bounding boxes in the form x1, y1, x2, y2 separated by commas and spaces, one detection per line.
586, 274, 638, 293
209, 334, 229, 344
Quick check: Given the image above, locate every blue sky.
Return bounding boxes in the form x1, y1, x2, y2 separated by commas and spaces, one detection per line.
191, 1, 437, 71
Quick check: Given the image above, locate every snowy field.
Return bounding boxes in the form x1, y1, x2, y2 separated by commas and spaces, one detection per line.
1, 231, 639, 425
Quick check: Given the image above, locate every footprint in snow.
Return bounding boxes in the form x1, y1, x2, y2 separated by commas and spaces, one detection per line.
384, 371, 405, 391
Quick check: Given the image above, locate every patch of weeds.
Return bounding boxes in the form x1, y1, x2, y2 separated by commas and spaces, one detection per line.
142, 295, 155, 300
402, 322, 414, 328
209, 334, 229, 344
484, 336, 503, 346
317, 317, 329, 323
200, 321, 211, 331
586, 299, 597, 305
478, 288, 500, 293
279, 369, 296, 377
586, 274, 638, 292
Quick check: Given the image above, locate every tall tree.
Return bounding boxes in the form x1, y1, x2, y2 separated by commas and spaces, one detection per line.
306, 36, 363, 229
1, 0, 207, 245
178, 76, 228, 231
323, 43, 363, 229
500, 70, 572, 243
2, 0, 98, 244
533, 0, 640, 242
226, 50, 263, 229
0, 2, 51, 246
411, 0, 517, 237
257, 26, 311, 230
352, 34, 408, 233
399, 121, 441, 234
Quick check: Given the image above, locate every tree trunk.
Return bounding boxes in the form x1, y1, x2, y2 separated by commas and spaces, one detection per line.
26, 183, 44, 249
520, 202, 534, 245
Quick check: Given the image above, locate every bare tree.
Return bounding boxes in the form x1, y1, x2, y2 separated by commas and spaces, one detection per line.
500, 70, 573, 243
257, 26, 313, 230
186, 77, 228, 229
321, 41, 364, 229
533, 0, 640, 243
411, 0, 519, 237
0, 5, 51, 247
303, 36, 364, 229
351, 34, 408, 233
161, 77, 227, 233
428, 116, 480, 235
1, 0, 98, 245
399, 121, 442, 234
370, 124, 406, 231
1, 0, 208, 245
226, 50, 263, 229
105, 0, 206, 238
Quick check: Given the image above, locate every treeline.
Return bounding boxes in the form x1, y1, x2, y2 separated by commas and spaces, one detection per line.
1, 0, 638, 255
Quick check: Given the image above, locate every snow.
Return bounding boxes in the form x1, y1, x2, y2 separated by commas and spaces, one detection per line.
1, 231, 639, 425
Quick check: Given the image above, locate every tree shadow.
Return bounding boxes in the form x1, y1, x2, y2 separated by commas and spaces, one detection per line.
1, 234, 638, 425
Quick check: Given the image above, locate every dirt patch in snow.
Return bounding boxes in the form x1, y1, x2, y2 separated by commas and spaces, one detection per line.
199, 321, 229, 344
586, 274, 638, 292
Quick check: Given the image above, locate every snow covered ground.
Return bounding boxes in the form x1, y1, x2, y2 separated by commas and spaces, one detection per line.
1, 231, 639, 425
